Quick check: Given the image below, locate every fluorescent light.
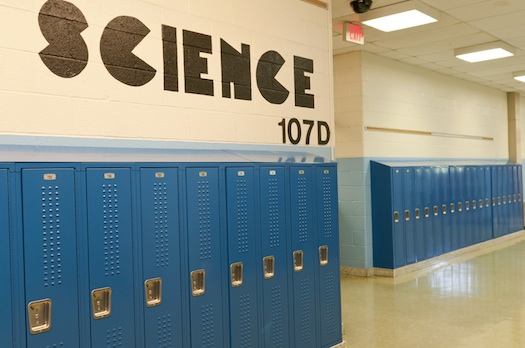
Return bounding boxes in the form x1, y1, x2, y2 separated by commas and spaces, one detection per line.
455, 42, 515, 63
513, 71, 525, 82
360, 1, 439, 32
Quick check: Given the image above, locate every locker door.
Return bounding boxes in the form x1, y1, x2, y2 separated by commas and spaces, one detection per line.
260, 167, 291, 348
413, 168, 425, 262
0, 169, 12, 348
464, 167, 474, 246
456, 166, 467, 249
518, 165, 524, 230
422, 168, 433, 260
483, 167, 493, 241
491, 166, 500, 238
440, 166, 451, 253
316, 166, 342, 348
290, 166, 318, 348
226, 167, 259, 348
392, 168, 406, 267
512, 165, 519, 232
186, 167, 226, 348
472, 167, 482, 244
403, 168, 416, 264
431, 167, 444, 256
140, 168, 183, 348
448, 166, 459, 251
22, 168, 80, 347
86, 168, 135, 348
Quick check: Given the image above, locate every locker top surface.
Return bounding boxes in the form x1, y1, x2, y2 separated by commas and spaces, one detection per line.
372, 160, 509, 168
0, 145, 333, 164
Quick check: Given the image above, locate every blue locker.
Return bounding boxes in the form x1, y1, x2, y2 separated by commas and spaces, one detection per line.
225, 167, 259, 348
259, 166, 291, 348
455, 166, 467, 249
0, 169, 13, 348
403, 168, 416, 265
482, 166, 493, 241
464, 167, 475, 246
511, 165, 520, 232
502, 165, 511, 235
422, 167, 434, 260
186, 167, 227, 348
413, 167, 426, 262
518, 165, 524, 230
448, 166, 461, 251
139, 168, 183, 348
431, 166, 444, 256
85, 168, 135, 348
472, 166, 482, 244
22, 168, 80, 347
439, 166, 451, 253
290, 166, 318, 348
316, 166, 342, 348
391, 168, 406, 267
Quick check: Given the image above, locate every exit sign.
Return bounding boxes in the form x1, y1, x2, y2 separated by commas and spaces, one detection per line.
343, 22, 364, 45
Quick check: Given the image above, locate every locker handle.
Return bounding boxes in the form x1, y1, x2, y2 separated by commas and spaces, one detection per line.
28, 299, 52, 334
472, 200, 477, 210
319, 245, 329, 266
424, 207, 429, 218
293, 250, 304, 272
458, 202, 463, 212
405, 210, 410, 221
503, 196, 507, 204
486, 198, 489, 208
415, 208, 420, 220
465, 201, 470, 211
498, 197, 501, 205
442, 204, 447, 215
394, 211, 399, 223
191, 270, 206, 296
230, 262, 243, 287
433, 206, 438, 216
91, 287, 112, 320
492, 198, 496, 207
514, 195, 517, 203
508, 195, 511, 204
450, 203, 455, 213
263, 256, 275, 279
519, 194, 522, 201
479, 199, 483, 209
144, 278, 162, 307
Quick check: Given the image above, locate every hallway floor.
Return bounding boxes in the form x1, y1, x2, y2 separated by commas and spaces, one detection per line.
340, 234, 525, 348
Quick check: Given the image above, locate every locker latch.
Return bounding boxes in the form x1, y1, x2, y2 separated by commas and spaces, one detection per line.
191, 270, 206, 296
415, 208, 421, 220
293, 250, 304, 272
91, 287, 112, 320
319, 246, 329, 266
263, 256, 275, 279
231, 262, 244, 287
145, 278, 162, 307
28, 299, 52, 334
393, 211, 399, 223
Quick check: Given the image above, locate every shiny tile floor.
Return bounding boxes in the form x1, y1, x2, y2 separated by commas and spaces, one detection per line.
341, 236, 525, 348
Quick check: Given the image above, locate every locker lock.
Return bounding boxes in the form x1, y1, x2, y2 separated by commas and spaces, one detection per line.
263, 256, 275, 279
145, 278, 162, 307
293, 250, 304, 272
91, 287, 112, 320
319, 246, 329, 266
28, 299, 52, 334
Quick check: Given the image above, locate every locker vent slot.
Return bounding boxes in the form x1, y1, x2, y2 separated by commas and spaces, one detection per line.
239, 294, 252, 346
324, 272, 337, 336
157, 314, 172, 348
268, 177, 281, 248
28, 299, 52, 334
41, 185, 62, 287
103, 184, 120, 276
235, 178, 249, 254
197, 181, 212, 260
201, 304, 215, 347
106, 327, 123, 348
154, 182, 170, 268
299, 279, 312, 344
322, 176, 333, 238
270, 286, 284, 346
297, 176, 309, 243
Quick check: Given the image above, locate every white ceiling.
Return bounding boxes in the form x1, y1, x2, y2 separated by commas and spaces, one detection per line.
332, 0, 525, 93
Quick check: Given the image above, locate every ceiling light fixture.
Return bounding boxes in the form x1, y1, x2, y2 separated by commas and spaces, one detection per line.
359, 0, 439, 32
455, 42, 515, 63
513, 71, 525, 83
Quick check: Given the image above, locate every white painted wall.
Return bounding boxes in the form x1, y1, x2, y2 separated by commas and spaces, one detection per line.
0, 0, 334, 150
336, 51, 509, 160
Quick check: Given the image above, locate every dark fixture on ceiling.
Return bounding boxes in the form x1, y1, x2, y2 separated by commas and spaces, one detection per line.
350, 0, 373, 13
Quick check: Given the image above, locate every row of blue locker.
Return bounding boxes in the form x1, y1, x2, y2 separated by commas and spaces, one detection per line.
0, 158, 341, 348
371, 162, 524, 269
